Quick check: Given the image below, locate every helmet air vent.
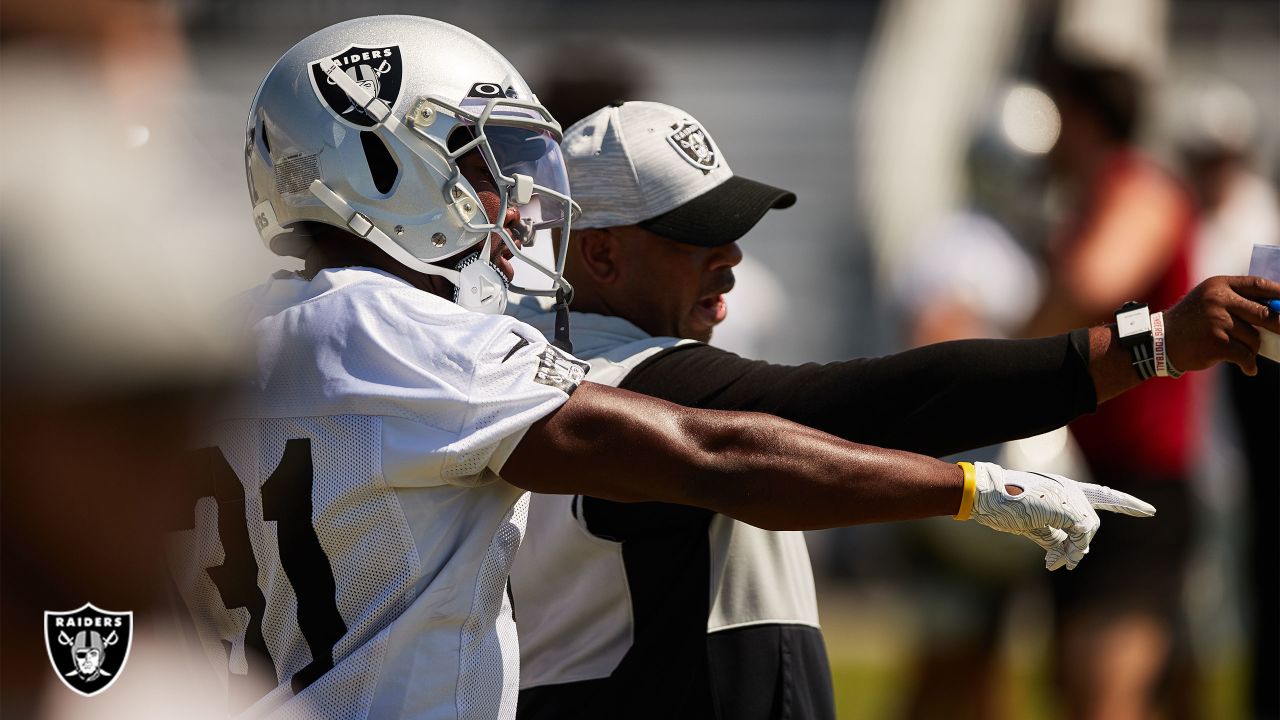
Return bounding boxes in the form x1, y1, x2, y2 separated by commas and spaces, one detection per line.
360, 131, 399, 195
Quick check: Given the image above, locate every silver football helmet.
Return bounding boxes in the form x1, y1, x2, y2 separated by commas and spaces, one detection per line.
245, 16, 577, 315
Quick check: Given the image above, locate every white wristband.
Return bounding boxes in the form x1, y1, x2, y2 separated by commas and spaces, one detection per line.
1151, 312, 1183, 378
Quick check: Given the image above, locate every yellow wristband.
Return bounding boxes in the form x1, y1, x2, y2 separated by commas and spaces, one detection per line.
953, 462, 976, 521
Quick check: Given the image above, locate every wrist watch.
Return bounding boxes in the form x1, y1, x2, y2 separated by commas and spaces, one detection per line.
1115, 301, 1155, 380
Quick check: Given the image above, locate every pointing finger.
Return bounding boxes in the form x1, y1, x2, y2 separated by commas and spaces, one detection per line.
1080, 484, 1156, 517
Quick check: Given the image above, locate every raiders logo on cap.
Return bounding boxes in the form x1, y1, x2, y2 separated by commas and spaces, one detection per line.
44, 603, 133, 697
667, 121, 719, 173
308, 45, 404, 128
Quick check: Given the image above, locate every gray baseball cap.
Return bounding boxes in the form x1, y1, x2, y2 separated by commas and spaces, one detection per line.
560, 101, 796, 246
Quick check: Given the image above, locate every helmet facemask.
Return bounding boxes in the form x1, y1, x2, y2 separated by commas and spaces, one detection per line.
306, 57, 577, 316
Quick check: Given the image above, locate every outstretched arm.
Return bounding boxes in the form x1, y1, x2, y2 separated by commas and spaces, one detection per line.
503, 382, 963, 530
620, 333, 1093, 458
502, 382, 1151, 569
616, 275, 1280, 456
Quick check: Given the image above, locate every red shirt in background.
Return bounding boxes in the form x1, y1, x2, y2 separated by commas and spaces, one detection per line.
1065, 151, 1202, 480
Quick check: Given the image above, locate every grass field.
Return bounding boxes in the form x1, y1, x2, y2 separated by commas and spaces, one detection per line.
816, 584, 1249, 719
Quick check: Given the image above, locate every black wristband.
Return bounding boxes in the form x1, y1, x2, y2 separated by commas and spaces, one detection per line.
1129, 340, 1156, 380
1115, 301, 1155, 381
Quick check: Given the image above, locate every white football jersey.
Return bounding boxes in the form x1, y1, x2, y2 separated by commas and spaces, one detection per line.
167, 268, 583, 719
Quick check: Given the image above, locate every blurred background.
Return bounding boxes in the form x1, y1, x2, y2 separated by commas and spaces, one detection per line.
2, 0, 1275, 717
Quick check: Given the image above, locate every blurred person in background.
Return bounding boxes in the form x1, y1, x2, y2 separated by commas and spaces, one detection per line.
889, 123, 1063, 720
1177, 80, 1280, 720
1023, 53, 1203, 720
535, 39, 651, 131
509, 100, 1280, 720
0, 0, 240, 717
1180, 82, 1280, 282
894, 127, 1049, 349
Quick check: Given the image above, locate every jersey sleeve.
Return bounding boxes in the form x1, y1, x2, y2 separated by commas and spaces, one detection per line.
440, 326, 587, 486
379, 319, 580, 490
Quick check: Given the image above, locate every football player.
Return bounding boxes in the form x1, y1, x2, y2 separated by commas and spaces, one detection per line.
170, 18, 1156, 719
509, 101, 1280, 719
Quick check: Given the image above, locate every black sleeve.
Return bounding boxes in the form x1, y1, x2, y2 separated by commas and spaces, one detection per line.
617, 329, 1097, 458
577, 495, 713, 541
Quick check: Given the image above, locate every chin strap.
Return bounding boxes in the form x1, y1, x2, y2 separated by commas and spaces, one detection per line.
552, 287, 573, 353
452, 251, 509, 315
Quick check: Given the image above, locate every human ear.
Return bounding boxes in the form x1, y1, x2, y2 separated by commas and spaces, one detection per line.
576, 228, 619, 284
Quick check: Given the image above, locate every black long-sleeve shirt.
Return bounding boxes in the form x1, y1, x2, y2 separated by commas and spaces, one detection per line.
620, 329, 1096, 457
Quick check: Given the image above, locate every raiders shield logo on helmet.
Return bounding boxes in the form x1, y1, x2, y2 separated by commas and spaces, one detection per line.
308, 45, 404, 128
667, 121, 719, 173
45, 603, 133, 697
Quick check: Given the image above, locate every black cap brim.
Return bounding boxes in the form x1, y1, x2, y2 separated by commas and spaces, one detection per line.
636, 175, 796, 246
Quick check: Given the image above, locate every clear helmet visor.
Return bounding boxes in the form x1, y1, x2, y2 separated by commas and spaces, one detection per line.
439, 101, 577, 302
449, 105, 575, 230
486, 126, 572, 226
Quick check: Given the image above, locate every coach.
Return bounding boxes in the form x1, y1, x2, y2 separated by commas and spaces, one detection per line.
509, 101, 1280, 720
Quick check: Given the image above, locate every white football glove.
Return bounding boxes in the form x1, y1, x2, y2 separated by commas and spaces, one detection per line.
964, 461, 1156, 571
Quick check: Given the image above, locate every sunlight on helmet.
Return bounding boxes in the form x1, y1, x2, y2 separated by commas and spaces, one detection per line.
1000, 84, 1060, 155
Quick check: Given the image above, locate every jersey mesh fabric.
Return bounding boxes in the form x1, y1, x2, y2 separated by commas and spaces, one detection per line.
170, 415, 415, 718
170, 268, 576, 719
309, 416, 414, 659
167, 496, 237, 685
271, 626, 391, 720
457, 493, 529, 719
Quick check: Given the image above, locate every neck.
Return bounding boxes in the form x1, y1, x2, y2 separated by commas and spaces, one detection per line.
561, 272, 664, 334
304, 242, 450, 298
561, 279, 621, 319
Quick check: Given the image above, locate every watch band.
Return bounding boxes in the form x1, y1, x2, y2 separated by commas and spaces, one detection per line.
1116, 301, 1156, 380
1130, 341, 1156, 380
